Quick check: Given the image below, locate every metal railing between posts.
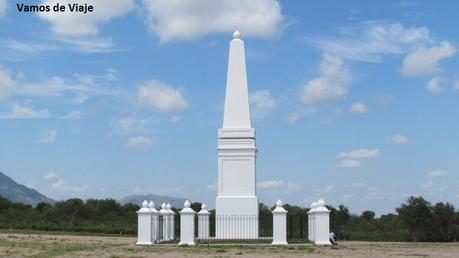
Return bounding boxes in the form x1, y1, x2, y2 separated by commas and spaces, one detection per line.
196, 213, 273, 244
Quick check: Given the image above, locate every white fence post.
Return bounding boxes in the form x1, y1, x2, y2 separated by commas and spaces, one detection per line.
272, 199, 288, 245
167, 203, 175, 240
307, 201, 317, 242
198, 203, 210, 239
309, 199, 331, 245
160, 203, 169, 241
179, 200, 196, 246
136, 200, 153, 245
148, 201, 159, 243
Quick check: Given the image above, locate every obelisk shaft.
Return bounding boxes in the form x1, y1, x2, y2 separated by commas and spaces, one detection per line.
222, 31, 251, 129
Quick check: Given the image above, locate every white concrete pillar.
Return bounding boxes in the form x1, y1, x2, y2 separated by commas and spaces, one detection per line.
179, 200, 196, 246
272, 199, 288, 245
311, 199, 331, 245
148, 201, 159, 243
160, 202, 169, 241
136, 200, 153, 245
198, 203, 210, 239
167, 203, 175, 240
307, 201, 317, 242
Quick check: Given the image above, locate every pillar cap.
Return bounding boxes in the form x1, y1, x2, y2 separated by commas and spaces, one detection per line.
233, 30, 242, 39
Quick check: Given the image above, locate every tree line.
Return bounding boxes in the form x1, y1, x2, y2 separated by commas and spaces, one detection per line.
0, 195, 458, 241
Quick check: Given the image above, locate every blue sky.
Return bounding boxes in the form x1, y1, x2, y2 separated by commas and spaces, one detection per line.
0, 0, 458, 215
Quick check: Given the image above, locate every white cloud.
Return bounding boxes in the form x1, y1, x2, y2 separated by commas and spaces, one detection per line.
337, 148, 380, 159
124, 136, 154, 150
349, 101, 367, 113
38, 130, 57, 143
207, 182, 217, 192
44, 172, 58, 181
454, 80, 459, 91
391, 134, 409, 144
312, 21, 431, 62
38, 0, 135, 37
52, 36, 117, 53
43, 171, 88, 193
116, 117, 157, 134
421, 181, 434, 189
52, 179, 89, 193
0, 102, 50, 119
401, 41, 456, 76
1, 39, 58, 53
0, 67, 17, 99
429, 169, 447, 177
139, 80, 189, 112
0, 0, 6, 17
257, 180, 284, 189
286, 112, 301, 124
0, 66, 120, 102
425, 76, 444, 93
337, 159, 361, 168
142, 0, 284, 42
301, 54, 351, 106
250, 90, 276, 118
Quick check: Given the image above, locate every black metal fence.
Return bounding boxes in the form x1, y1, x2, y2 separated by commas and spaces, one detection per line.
287, 214, 308, 240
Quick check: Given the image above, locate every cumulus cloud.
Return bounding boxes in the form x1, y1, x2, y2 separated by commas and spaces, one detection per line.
312, 21, 431, 62
142, 0, 284, 42
257, 180, 284, 189
207, 182, 217, 192
0, 67, 18, 100
38, 0, 135, 37
301, 54, 351, 106
116, 117, 157, 134
401, 41, 456, 76
286, 112, 301, 124
349, 101, 367, 113
43, 171, 88, 193
337, 148, 380, 158
391, 134, 409, 144
337, 159, 361, 168
0, 102, 50, 119
429, 169, 447, 177
52, 179, 89, 193
257, 179, 300, 192
421, 181, 434, 189
124, 136, 154, 150
249, 90, 276, 118
139, 80, 189, 112
425, 76, 444, 93
0, 0, 6, 17
44, 172, 58, 181
38, 129, 57, 143
454, 80, 459, 91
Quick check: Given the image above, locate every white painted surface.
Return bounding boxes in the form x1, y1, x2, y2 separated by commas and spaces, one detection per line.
216, 31, 258, 239
148, 201, 159, 243
160, 202, 170, 241
223, 31, 251, 129
308, 199, 331, 245
136, 200, 153, 245
272, 200, 288, 245
198, 203, 210, 239
179, 200, 196, 246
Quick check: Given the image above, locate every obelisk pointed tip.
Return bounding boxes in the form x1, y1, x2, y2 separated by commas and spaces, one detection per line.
233, 30, 242, 39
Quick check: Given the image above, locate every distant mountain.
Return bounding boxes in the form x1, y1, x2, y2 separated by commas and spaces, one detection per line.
119, 194, 187, 209
0, 171, 54, 206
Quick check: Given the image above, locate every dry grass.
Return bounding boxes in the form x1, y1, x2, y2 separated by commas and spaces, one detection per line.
0, 232, 458, 257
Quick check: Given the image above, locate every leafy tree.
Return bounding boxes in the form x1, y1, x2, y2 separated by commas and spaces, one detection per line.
432, 202, 456, 241
397, 196, 433, 241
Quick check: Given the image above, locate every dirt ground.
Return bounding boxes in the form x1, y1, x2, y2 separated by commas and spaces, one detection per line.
0, 232, 458, 258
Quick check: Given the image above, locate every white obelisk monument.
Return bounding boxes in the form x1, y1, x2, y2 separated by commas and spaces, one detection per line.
216, 31, 258, 239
